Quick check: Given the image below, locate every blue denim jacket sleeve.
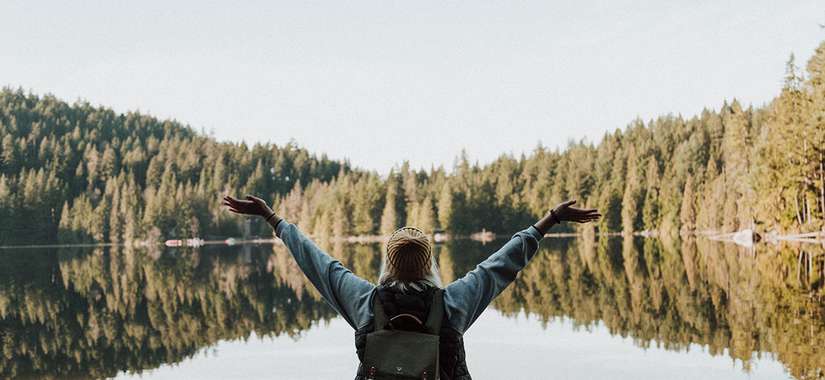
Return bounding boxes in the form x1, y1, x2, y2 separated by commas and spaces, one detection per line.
443, 226, 544, 334
275, 221, 376, 330
276, 221, 543, 333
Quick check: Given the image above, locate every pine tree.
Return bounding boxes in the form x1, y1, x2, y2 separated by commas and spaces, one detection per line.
680, 174, 696, 234
108, 178, 123, 243
437, 182, 454, 231
332, 202, 348, 239
417, 196, 436, 234
405, 200, 419, 228
622, 146, 643, 234
642, 157, 660, 232
380, 178, 399, 235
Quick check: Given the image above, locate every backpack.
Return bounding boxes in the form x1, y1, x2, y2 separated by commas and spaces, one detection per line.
363, 288, 444, 380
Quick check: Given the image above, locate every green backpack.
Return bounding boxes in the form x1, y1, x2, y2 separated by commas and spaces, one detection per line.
363, 289, 444, 380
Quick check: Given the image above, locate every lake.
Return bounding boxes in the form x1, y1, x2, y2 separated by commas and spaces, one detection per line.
1, 236, 822, 379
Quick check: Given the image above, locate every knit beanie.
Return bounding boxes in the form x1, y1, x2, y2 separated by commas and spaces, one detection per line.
385, 227, 432, 280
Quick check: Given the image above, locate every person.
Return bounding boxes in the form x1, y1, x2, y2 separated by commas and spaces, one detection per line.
223, 194, 600, 379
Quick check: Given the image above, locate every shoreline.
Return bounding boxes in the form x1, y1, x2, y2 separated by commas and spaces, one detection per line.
2, 229, 823, 250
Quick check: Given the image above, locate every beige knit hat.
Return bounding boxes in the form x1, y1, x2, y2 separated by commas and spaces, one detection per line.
385, 227, 432, 281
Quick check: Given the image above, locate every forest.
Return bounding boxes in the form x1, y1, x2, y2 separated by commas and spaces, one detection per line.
1, 42, 824, 244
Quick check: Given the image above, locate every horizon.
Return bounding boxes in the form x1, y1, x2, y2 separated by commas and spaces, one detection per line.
2, 1, 824, 174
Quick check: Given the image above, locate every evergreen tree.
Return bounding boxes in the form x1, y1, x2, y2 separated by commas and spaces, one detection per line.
380, 176, 400, 235
680, 174, 697, 234
437, 182, 454, 231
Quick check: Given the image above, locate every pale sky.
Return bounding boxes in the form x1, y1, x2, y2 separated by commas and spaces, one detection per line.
1, 1, 823, 174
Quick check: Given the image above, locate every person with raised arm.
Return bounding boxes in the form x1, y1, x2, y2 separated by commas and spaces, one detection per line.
223, 194, 600, 380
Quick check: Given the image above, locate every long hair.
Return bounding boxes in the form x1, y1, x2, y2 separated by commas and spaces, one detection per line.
378, 253, 443, 291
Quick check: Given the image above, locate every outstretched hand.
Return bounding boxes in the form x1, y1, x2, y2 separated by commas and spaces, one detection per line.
552, 200, 600, 223
222, 195, 273, 218
534, 199, 599, 235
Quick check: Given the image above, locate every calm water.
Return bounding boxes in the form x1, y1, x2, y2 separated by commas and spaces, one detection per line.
1, 237, 823, 379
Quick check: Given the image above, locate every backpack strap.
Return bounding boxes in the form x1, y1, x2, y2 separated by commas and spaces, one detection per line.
424, 289, 444, 334
373, 287, 444, 333
372, 291, 390, 330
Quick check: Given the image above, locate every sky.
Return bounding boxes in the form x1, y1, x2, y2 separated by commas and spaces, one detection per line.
1, 1, 823, 174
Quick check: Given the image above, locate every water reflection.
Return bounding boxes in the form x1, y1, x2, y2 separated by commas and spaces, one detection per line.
0, 237, 822, 379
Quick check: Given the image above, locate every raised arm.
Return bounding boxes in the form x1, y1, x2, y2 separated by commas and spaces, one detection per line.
223, 195, 376, 330
443, 200, 600, 334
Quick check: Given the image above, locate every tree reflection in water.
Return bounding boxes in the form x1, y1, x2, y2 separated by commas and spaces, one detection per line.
0, 237, 822, 379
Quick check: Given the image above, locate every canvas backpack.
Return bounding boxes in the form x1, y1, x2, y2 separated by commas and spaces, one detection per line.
363, 289, 444, 380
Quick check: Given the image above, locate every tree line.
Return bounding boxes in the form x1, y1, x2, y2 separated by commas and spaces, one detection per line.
1, 42, 824, 243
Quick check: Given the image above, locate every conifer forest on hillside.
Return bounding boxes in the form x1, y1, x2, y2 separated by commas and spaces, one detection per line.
1, 43, 824, 245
